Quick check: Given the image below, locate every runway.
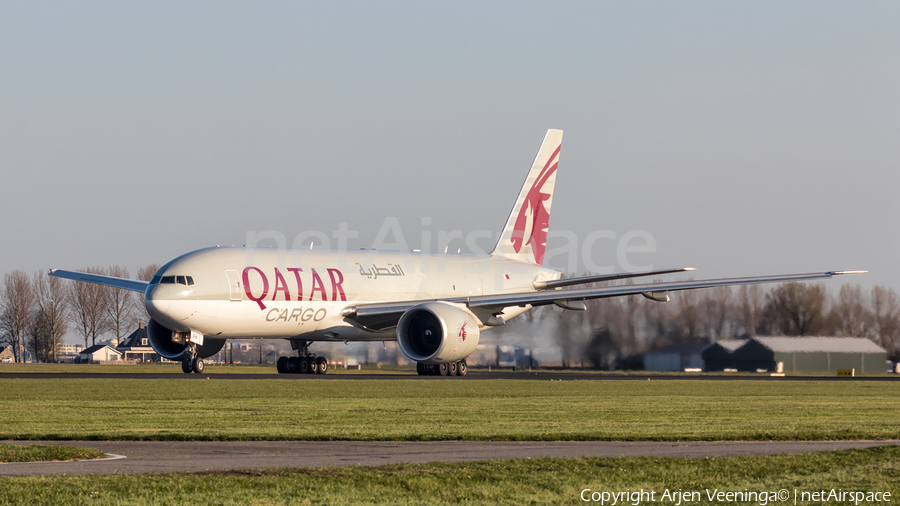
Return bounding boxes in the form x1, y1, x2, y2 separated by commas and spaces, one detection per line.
2, 440, 898, 476
2, 371, 898, 381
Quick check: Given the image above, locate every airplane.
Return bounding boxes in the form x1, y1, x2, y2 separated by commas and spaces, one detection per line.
50, 129, 865, 375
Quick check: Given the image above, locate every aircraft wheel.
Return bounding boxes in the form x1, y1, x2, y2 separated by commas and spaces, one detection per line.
192, 358, 204, 374
276, 356, 288, 374
299, 357, 310, 374
416, 362, 427, 375
181, 360, 192, 374
309, 357, 319, 374
457, 360, 467, 376
316, 357, 327, 374
448, 361, 459, 376
287, 357, 299, 373
438, 363, 450, 376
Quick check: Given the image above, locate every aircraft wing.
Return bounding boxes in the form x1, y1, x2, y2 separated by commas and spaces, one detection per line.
533, 266, 696, 289
467, 271, 865, 310
341, 270, 865, 330
49, 269, 149, 292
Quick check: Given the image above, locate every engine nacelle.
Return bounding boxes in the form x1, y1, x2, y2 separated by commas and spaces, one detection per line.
146, 318, 226, 360
396, 302, 480, 364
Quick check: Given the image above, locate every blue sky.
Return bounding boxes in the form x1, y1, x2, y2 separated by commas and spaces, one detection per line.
1, 2, 897, 296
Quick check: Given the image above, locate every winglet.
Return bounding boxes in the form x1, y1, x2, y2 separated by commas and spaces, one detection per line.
830, 270, 868, 275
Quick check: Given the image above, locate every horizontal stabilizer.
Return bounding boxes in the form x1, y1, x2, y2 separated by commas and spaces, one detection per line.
49, 269, 149, 292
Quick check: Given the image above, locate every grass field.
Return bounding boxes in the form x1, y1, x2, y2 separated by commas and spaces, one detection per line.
1, 378, 897, 441
0, 445, 105, 463
1, 446, 898, 505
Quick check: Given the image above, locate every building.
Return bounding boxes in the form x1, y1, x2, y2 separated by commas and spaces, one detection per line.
0, 346, 15, 363
644, 341, 706, 371
117, 323, 159, 362
701, 339, 748, 371
78, 345, 123, 363
55, 344, 84, 363
730, 337, 887, 373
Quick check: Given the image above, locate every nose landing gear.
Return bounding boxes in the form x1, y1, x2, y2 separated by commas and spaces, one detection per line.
181, 344, 205, 374
179, 333, 207, 374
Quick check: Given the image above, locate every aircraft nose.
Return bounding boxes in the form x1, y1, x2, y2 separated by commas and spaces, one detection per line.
145, 284, 171, 317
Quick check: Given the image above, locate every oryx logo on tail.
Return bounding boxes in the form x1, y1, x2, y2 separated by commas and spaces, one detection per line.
511, 144, 560, 264
491, 129, 563, 265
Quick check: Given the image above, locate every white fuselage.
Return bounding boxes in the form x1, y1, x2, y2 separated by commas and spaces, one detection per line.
145, 247, 561, 342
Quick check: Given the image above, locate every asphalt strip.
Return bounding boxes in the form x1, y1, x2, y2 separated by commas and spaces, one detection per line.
1, 440, 899, 477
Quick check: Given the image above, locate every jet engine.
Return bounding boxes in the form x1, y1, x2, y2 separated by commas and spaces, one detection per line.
396, 302, 480, 364
146, 318, 226, 360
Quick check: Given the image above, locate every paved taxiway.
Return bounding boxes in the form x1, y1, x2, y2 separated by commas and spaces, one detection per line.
2, 440, 898, 476
2, 372, 898, 381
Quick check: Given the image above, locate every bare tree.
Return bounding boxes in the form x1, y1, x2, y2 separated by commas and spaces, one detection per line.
673, 285, 703, 340
1, 271, 36, 362
137, 264, 160, 282
104, 265, 139, 346
615, 292, 644, 355
135, 263, 160, 320
830, 284, 872, 337
701, 286, 733, 340
69, 266, 109, 348
870, 285, 900, 359
553, 305, 584, 368
735, 284, 765, 337
33, 272, 69, 362
584, 327, 618, 369
26, 308, 54, 362
583, 279, 653, 357
764, 282, 827, 336
642, 291, 677, 349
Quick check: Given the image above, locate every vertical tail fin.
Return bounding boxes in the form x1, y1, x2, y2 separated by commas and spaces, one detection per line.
491, 129, 563, 265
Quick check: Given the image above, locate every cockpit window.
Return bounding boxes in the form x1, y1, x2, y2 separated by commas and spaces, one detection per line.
159, 275, 194, 285
150, 275, 162, 284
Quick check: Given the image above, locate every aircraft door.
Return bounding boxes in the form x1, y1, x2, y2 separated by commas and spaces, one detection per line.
225, 270, 242, 301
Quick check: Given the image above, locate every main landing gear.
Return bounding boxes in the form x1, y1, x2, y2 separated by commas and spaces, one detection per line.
276, 341, 328, 375
416, 360, 467, 376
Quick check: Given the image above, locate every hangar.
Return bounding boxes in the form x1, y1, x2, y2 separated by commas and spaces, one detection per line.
728, 337, 887, 374
643, 342, 707, 371
700, 339, 747, 372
